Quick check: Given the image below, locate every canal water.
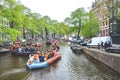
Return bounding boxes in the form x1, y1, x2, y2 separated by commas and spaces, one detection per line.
0, 44, 120, 80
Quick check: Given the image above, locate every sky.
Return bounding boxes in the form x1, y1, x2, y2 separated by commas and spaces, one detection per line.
20, 0, 95, 22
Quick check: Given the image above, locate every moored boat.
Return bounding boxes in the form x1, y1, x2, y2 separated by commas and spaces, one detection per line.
26, 54, 61, 70
14, 52, 35, 56
0, 48, 10, 53
71, 45, 82, 50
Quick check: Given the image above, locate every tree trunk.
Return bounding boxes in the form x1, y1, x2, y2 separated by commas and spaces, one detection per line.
23, 27, 26, 39
9, 21, 14, 28
77, 21, 81, 40
54, 33, 56, 38
45, 28, 48, 39
32, 32, 34, 39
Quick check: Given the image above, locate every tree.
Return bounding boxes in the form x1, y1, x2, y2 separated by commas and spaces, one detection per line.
70, 8, 86, 39
42, 16, 51, 39
81, 12, 99, 38
58, 22, 71, 35
0, 0, 22, 41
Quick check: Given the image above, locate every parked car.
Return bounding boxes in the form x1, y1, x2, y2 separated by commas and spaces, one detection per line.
70, 39, 77, 43
76, 39, 84, 44
80, 42, 87, 46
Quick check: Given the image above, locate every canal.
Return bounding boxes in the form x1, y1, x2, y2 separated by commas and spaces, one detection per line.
0, 44, 120, 80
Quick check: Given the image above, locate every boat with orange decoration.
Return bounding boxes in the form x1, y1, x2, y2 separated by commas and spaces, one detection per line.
26, 53, 61, 70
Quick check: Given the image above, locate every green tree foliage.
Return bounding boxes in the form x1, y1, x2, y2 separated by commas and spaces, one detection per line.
70, 8, 86, 39
0, 0, 22, 41
0, 0, 75, 41
81, 12, 99, 38
42, 16, 52, 39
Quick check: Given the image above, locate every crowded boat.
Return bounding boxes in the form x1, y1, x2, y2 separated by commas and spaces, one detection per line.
11, 38, 60, 56
26, 47, 61, 70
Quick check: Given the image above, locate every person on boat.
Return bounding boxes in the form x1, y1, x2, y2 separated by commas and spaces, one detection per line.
24, 46, 28, 53
34, 46, 39, 53
53, 38, 60, 52
50, 50, 54, 57
47, 50, 51, 59
48, 50, 53, 58
33, 53, 39, 63
52, 47, 58, 56
39, 53, 42, 62
14, 47, 19, 53
29, 45, 35, 54
41, 52, 45, 62
28, 56, 34, 64
18, 46, 22, 52
36, 42, 41, 51
44, 52, 49, 61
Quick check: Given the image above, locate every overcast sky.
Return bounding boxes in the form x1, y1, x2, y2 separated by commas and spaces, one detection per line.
20, 0, 95, 22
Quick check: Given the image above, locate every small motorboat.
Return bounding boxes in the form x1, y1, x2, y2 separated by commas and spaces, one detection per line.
0, 48, 10, 53
71, 45, 82, 51
26, 54, 61, 70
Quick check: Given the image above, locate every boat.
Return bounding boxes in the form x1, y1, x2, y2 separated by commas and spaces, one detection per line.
0, 48, 10, 53
26, 54, 61, 70
70, 45, 82, 53
14, 52, 35, 56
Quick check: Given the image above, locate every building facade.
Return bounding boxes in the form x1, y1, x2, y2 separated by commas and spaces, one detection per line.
109, 0, 120, 44
91, 0, 110, 37
91, 0, 120, 44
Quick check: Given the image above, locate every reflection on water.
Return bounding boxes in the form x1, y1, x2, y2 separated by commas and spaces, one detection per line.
0, 44, 120, 80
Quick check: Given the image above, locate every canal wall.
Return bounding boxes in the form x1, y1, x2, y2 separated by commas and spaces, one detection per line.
82, 47, 120, 73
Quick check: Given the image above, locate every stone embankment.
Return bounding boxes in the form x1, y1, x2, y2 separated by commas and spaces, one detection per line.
81, 46, 120, 73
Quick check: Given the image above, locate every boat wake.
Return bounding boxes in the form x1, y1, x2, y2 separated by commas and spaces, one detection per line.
0, 68, 26, 78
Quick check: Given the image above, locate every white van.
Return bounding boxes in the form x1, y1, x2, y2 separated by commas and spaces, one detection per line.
87, 36, 112, 48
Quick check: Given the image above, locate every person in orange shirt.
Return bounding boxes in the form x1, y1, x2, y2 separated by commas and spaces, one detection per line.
44, 52, 49, 61
33, 53, 39, 63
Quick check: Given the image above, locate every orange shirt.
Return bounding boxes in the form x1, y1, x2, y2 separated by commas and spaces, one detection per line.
33, 54, 39, 59
45, 54, 49, 59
